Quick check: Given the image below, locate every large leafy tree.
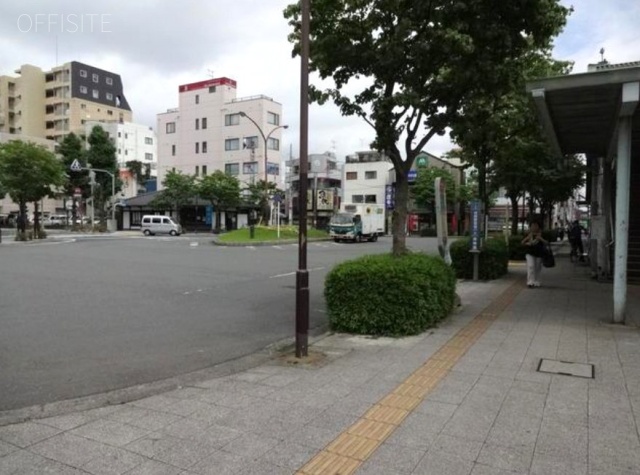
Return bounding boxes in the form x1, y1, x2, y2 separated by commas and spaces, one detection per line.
57, 132, 89, 227
151, 170, 196, 224
285, 0, 570, 256
86, 126, 121, 221
0, 140, 66, 236
197, 171, 241, 233
456, 52, 574, 233
451, 51, 572, 213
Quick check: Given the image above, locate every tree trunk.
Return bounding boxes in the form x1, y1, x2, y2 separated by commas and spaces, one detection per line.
18, 200, 27, 234
392, 172, 409, 256
510, 195, 520, 235
214, 204, 222, 234
33, 201, 41, 239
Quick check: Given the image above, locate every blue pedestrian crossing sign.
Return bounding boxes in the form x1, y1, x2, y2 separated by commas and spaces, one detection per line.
69, 159, 82, 172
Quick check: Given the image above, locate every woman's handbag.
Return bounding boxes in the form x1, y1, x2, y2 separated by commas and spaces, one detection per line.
542, 245, 555, 268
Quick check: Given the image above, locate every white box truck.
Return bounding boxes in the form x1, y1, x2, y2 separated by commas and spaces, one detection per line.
329, 204, 385, 242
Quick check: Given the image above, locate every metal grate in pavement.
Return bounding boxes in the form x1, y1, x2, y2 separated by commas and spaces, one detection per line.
537, 358, 594, 379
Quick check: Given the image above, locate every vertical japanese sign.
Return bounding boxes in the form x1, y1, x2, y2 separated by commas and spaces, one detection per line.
385, 185, 395, 210
470, 199, 482, 252
435, 177, 451, 265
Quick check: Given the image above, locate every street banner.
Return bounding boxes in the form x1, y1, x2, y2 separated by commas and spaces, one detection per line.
470, 199, 482, 252
435, 177, 452, 265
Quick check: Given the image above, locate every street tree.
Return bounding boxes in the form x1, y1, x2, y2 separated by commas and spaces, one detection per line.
245, 179, 282, 225
526, 153, 585, 227
285, 0, 570, 256
86, 125, 121, 222
57, 132, 89, 226
0, 140, 66, 237
151, 170, 196, 224
412, 167, 457, 228
126, 160, 151, 193
197, 170, 241, 233
450, 51, 573, 217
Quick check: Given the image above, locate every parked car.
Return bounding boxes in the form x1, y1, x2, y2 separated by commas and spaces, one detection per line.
140, 215, 182, 236
43, 215, 68, 227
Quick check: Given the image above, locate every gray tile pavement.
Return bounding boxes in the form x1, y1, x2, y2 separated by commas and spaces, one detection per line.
1, 248, 640, 474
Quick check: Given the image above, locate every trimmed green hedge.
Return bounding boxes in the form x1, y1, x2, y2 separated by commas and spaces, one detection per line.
325, 253, 456, 336
450, 237, 509, 280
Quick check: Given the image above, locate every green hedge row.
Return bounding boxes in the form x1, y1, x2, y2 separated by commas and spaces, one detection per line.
325, 253, 456, 336
450, 237, 509, 280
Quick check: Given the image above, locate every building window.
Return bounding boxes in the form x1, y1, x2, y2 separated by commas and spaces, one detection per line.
145, 137, 153, 145
166, 122, 176, 134
125, 150, 128, 156
80, 103, 86, 109
267, 111, 280, 125
106, 93, 113, 101
195, 142, 200, 154
365, 171, 377, 180
80, 86, 87, 94
195, 118, 199, 130
225, 163, 239, 176
225, 113, 240, 126
92, 89, 99, 99
92, 73, 99, 83
171, 144, 176, 156
243, 162, 258, 174
243, 136, 259, 150
267, 162, 280, 175
195, 94, 199, 104
352, 195, 364, 203
201, 117, 207, 129
209, 86, 216, 93
202, 165, 207, 176
107, 110, 113, 116
118, 132, 121, 138
125, 133, 128, 139
202, 141, 207, 153
365, 195, 377, 203
145, 153, 153, 161
195, 166, 199, 176
346, 171, 358, 180
106, 77, 113, 85
79, 69, 87, 78
267, 137, 280, 151
225, 138, 240, 151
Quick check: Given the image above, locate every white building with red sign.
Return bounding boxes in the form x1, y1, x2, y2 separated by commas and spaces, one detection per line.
156, 77, 285, 190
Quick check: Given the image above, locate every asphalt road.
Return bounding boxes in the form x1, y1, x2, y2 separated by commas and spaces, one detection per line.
0, 235, 441, 411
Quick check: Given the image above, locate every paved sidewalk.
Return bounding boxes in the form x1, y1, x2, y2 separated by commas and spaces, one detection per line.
1, 244, 640, 474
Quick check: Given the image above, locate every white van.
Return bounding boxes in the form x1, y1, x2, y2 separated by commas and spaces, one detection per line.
140, 215, 182, 236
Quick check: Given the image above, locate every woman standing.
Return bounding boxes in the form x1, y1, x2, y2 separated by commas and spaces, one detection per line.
521, 221, 548, 288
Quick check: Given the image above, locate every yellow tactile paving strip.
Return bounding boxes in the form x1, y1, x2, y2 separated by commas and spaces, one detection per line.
296, 278, 523, 475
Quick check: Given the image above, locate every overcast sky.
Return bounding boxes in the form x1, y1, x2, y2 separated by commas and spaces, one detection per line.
1, 0, 639, 162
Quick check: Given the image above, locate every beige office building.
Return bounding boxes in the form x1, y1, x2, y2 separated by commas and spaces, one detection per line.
0, 61, 132, 142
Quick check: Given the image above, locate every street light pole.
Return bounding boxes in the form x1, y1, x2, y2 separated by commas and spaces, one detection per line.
296, 0, 310, 358
238, 112, 288, 225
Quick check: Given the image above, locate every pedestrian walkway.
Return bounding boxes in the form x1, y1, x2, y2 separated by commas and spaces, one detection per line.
1, 245, 639, 474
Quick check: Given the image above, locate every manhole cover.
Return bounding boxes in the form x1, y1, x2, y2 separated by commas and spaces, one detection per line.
537, 358, 594, 379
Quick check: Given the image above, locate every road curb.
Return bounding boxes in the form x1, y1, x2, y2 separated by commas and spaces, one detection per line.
211, 237, 333, 247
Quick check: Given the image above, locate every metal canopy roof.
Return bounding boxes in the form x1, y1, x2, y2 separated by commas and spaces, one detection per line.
526, 65, 640, 158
